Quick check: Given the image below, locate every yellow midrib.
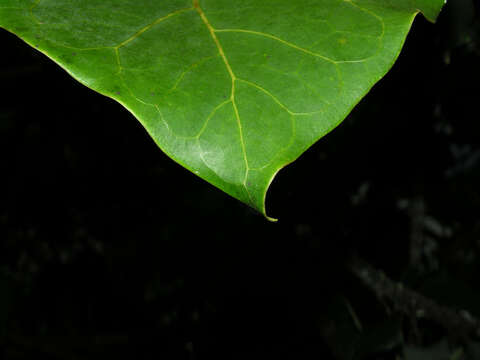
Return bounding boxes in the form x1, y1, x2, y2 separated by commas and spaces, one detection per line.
193, 0, 251, 181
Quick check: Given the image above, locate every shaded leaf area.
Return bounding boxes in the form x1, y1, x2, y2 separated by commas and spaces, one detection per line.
1, 1, 480, 359
0, 0, 444, 216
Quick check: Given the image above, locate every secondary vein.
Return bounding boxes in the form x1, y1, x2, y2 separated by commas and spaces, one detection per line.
116, 7, 194, 49
215, 29, 337, 64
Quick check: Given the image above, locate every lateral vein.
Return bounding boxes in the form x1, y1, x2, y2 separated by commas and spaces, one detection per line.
215, 29, 336, 64
116, 7, 193, 49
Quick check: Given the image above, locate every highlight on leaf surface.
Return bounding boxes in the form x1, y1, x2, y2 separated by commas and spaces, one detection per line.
0, 0, 445, 220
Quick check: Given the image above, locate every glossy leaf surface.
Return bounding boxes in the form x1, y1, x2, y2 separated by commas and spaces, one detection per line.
0, 0, 444, 219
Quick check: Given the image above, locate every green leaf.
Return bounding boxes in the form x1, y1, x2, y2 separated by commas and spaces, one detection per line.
0, 0, 444, 220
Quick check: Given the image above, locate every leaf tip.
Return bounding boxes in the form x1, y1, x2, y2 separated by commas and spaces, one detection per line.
265, 215, 278, 223
417, 0, 446, 23
259, 159, 296, 223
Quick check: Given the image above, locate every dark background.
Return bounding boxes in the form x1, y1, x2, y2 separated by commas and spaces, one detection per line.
1, 1, 479, 359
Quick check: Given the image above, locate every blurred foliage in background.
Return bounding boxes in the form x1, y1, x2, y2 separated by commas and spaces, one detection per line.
0, 1, 479, 359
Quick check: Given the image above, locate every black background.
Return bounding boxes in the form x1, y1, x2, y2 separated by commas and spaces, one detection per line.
1, 1, 480, 359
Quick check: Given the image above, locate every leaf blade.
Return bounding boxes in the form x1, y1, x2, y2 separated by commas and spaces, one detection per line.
0, 0, 445, 219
